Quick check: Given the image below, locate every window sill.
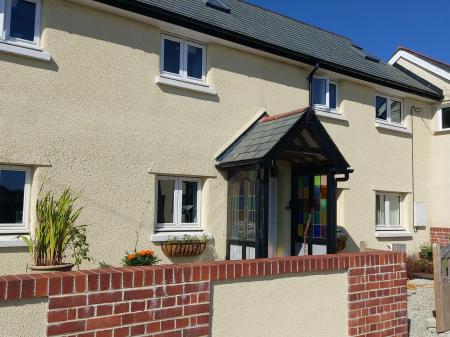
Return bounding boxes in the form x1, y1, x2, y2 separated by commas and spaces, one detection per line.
375, 230, 412, 238
433, 128, 450, 135
314, 108, 348, 121
0, 235, 28, 248
375, 121, 411, 134
0, 41, 50, 61
151, 231, 212, 242
155, 75, 217, 95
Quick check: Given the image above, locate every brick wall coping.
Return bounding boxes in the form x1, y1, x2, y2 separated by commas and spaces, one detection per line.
0, 251, 405, 302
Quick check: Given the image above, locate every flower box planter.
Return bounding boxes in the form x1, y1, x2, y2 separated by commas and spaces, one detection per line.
161, 241, 206, 257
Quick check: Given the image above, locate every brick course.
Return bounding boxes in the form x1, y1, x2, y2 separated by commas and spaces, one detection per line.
430, 227, 450, 245
0, 252, 407, 337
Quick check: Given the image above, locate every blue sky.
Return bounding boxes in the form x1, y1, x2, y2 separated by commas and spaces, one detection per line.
247, 0, 450, 64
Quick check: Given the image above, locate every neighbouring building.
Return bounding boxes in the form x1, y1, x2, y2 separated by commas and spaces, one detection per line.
0, 0, 445, 274
389, 47, 450, 246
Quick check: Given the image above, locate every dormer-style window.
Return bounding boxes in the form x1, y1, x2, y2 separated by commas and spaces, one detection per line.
312, 76, 338, 111
160, 34, 206, 84
440, 106, 450, 130
0, 0, 42, 47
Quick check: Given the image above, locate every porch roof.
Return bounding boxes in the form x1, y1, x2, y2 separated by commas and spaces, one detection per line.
216, 107, 351, 173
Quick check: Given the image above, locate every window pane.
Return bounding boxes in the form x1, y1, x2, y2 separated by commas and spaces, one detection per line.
157, 180, 175, 223
376, 96, 387, 120
312, 78, 327, 106
163, 39, 181, 74
329, 83, 337, 109
442, 107, 450, 129
9, 0, 36, 42
387, 194, 401, 227
187, 45, 203, 79
0, 170, 26, 224
181, 181, 198, 223
376, 195, 385, 226
390, 100, 402, 123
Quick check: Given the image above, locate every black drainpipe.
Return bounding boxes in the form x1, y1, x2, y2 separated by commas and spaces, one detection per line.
308, 63, 320, 107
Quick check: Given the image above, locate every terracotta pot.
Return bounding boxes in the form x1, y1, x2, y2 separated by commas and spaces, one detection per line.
161, 242, 206, 257
29, 263, 74, 272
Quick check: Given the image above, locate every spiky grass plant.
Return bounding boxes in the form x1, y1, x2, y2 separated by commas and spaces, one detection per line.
21, 188, 90, 268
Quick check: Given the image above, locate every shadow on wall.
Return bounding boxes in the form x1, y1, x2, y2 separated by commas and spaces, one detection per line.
0, 51, 59, 71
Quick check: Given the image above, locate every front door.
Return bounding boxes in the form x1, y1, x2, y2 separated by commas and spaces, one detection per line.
291, 171, 330, 255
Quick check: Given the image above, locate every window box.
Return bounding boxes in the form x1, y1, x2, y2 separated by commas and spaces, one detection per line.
155, 176, 201, 231
0, 165, 31, 234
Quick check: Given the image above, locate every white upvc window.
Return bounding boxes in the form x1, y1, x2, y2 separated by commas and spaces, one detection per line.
155, 176, 201, 231
438, 106, 450, 131
0, 165, 31, 234
0, 0, 41, 48
312, 76, 338, 111
375, 192, 404, 231
375, 94, 403, 125
160, 34, 206, 84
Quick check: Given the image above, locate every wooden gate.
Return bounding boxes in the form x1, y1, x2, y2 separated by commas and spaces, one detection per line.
433, 243, 450, 332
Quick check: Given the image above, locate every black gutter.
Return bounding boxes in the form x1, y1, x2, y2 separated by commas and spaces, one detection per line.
94, 0, 443, 101
308, 63, 320, 107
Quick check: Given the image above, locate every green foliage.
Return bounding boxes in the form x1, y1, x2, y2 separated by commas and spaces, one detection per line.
20, 188, 90, 268
165, 233, 210, 244
418, 243, 433, 261
406, 255, 433, 279
122, 250, 160, 266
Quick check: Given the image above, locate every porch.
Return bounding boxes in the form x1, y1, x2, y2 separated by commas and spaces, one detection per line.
216, 107, 353, 260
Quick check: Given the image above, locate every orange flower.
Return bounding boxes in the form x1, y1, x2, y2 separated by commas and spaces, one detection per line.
127, 253, 136, 260
138, 250, 155, 256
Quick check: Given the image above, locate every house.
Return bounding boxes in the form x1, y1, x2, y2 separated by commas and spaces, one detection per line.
0, 0, 444, 274
389, 47, 450, 245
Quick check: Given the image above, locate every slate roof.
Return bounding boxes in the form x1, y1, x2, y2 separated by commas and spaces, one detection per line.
217, 109, 306, 166
99, 0, 443, 99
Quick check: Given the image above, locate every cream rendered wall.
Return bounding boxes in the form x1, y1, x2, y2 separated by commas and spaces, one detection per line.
0, 0, 436, 274
0, 0, 309, 274
210, 271, 348, 337
395, 58, 450, 231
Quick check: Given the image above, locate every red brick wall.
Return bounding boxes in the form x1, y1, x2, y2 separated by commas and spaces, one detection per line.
430, 227, 450, 245
0, 252, 407, 337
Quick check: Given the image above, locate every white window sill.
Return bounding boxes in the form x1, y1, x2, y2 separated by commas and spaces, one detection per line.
375, 230, 412, 238
155, 75, 217, 95
0, 235, 28, 248
0, 41, 50, 61
434, 128, 450, 135
375, 120, 411, 134
314, 107, 348, 121
151, 231, 212, 242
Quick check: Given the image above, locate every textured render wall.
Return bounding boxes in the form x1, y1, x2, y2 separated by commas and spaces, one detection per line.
396, 58, 450, 234
211, 272, 348, 337
0, 0, 309, 274
0, 252, 407, 337
0, 0, 436, 274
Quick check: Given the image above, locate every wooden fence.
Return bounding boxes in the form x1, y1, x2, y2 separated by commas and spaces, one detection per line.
433, 243, 450, 333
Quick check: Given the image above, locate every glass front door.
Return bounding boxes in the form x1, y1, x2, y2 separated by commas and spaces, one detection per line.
292, 173, 329, 255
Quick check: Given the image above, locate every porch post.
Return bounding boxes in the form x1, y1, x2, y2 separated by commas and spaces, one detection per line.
327, 173, 337, 254
256, 166, 269, 258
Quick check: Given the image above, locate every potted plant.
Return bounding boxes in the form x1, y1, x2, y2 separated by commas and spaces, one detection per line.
161, 234, 209, 257
21, 188, 90, 272
336, 228, 348, 252
122, 250, 160, 266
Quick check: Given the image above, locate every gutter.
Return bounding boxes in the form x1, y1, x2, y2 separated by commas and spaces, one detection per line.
94, 0, 443, 101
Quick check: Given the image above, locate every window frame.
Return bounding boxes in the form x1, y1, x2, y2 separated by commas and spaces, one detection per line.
312, 76, 339, 112
0, 0, 42, 48
155, 176, 202, 231
438, 105, 450, 131
0, 165, 31, 234
375, 192, 404, 231
160, 34, 207, 85
375, 94, 404, 125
